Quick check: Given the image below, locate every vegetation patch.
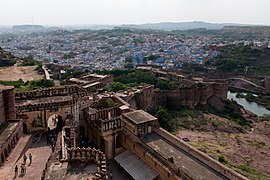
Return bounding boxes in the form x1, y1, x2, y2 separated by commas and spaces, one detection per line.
148, 106, 179, 132
0, 78, 54, 91
97, 69, 178, 91
207, 45, 270, 76
19, 55, 41, 66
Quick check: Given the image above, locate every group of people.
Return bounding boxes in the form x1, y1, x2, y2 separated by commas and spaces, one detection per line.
14, 153, 32, 177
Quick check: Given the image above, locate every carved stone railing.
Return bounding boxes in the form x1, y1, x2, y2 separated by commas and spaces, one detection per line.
66, 147, 107, 179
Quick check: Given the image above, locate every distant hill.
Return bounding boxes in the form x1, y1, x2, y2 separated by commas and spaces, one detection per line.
115, 21, 251, 31
174, 26, 270, 40
63, 21, 252, 31
12, 25, 46, 32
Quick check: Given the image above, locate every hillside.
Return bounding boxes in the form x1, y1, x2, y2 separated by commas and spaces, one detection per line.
208, 45, 270, 76
0, 47, 17, 66
173, 26, 270, 40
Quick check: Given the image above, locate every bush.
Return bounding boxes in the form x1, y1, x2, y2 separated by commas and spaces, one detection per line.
155, 107, 179, 132
218, 156, 227, 164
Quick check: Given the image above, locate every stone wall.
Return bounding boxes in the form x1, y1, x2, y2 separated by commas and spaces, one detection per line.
213, 80, 228, 100
119, 130, 184, 180
122, 86, 156, 111
132, 86, 155, 111
124, 81, 227, 110
15, 85, 87, 101
2, 87, 16, 120
0, 120, 23, 166
17, 107, 71, 132
0, 93, 5, 127
154, 128, 248, 180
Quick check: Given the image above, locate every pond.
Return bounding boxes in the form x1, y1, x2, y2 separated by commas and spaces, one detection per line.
227, 91, 270, 116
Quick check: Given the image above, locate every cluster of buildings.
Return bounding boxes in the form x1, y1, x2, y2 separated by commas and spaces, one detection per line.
0, 67, 248, 179
1, 30, 221, 70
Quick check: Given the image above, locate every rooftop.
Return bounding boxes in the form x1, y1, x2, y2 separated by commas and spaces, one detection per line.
16, 95, 72, 106
122, 110, 157, 125
142, 132, 226, 180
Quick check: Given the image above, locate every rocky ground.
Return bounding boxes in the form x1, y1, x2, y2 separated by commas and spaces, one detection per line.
175, 114, 270, 180
0, 65, 42, 81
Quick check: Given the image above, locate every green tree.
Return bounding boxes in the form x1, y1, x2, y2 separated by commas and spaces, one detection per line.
156, 107, 179, 132
110, 82, 126, 92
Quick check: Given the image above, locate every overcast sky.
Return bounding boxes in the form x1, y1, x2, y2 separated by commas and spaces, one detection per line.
0, 0, 269, 25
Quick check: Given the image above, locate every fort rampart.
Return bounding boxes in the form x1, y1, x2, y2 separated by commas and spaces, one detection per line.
15, 85, 88, 101
154, 128, 248, 180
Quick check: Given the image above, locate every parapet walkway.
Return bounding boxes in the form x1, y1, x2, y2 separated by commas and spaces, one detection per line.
142, 132, 228, 180
17, 136, 51, 180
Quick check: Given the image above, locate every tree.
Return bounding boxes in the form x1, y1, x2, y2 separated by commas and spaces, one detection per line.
156, 107, 179, 132
110, 82, 126, 92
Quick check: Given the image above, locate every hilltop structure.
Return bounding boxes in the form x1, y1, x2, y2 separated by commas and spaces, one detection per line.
0, 68, 248, 179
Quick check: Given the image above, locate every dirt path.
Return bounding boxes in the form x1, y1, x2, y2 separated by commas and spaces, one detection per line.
0, 66, 43, 81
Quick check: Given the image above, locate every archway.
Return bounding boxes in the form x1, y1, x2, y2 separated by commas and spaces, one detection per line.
56, 115, 64, 133
116, 135, 122, 149
48, 114, 58, 130
48, 114, 65, 133
23, 122, 28, 134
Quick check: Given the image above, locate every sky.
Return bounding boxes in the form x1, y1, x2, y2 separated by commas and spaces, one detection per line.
0, 0, 270, 26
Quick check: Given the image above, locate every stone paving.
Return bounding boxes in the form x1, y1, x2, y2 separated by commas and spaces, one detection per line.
18, 138, 51, 180
1, 133, 132, 180
0, 135, 32, 180
0, 135, 52, 180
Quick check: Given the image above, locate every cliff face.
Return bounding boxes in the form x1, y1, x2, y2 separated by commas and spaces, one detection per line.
0, 47, 17, 67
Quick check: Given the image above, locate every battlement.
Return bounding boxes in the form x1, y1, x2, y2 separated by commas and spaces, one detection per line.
15, 85, 88, 101
66, 147, 107, 179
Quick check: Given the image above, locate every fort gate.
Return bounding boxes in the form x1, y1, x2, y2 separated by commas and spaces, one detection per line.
14, 85, 89, 133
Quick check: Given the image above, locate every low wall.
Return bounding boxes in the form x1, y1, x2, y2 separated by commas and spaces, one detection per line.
154, 128, 248, 180
119, 130, 184, 180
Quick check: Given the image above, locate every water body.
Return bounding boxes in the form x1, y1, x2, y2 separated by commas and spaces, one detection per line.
227, 91, 270, 116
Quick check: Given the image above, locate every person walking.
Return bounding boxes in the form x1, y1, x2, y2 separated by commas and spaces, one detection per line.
20, 164, 24, 174
23, 154, 27, 164
29, 153, 32, 165
14, 165, 18, 177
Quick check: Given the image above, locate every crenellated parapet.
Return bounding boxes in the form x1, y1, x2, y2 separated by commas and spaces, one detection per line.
66, 147, 107, 179
15, 85, 88, 101
16, 99, 73, 113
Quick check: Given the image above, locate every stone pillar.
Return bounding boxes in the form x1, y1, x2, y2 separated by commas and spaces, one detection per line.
104, 136, 114, 159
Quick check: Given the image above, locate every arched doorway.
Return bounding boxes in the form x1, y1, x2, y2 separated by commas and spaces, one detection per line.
116, 135, 122, 149
56, 116, 64, 133
23, 122, 28, 134
48, 114, 65, 133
